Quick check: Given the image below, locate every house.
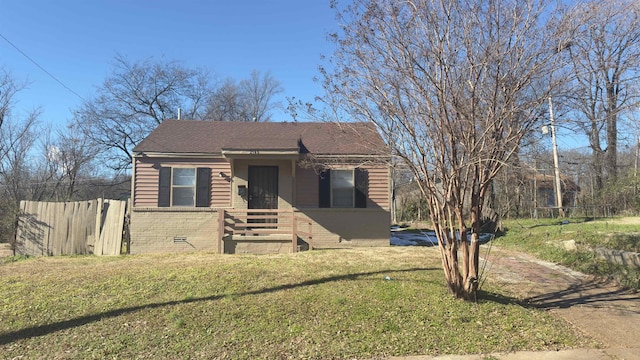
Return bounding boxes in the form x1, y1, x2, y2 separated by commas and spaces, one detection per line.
130, 120, 391, 254
532, 172, 580, 209
491, 169, 581, 218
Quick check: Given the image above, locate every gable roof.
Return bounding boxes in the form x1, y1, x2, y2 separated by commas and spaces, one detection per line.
133, 120, 388, 156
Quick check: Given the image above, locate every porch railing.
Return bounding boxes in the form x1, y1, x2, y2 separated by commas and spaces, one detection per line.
217, 209, 313, 253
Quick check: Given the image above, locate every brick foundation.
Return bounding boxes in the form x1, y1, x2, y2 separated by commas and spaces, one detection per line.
130, 208, 219, 254
130, 207, 391, 254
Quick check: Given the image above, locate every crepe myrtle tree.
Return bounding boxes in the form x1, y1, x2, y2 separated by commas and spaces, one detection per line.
323, 0, 569, 299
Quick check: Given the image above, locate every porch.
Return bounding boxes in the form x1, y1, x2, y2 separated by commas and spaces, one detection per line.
217, 209, 313, 254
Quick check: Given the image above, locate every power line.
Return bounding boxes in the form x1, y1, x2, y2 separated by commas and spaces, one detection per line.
0, 32, 86, 102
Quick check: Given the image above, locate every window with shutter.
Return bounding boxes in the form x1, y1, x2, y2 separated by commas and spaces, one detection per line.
319, 170, 331, 208
172, 168, 196, 206
196, 168, 211, 207
355, 168, 368, 208
317, 168, 368, 208
158, 167, 171, 207
157, 167, 211, 207
332, 169, 355, 207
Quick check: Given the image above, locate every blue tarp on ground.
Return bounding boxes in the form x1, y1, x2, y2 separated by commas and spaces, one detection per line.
390, 227, 493, 246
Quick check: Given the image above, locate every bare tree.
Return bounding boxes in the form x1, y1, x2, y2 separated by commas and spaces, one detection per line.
73, 55, 215, 172
205, 78, 246, 121
0, 68, 28, 131
0, 70, 40, 246
323, 0, 565, 300
0, 71, 110, 245
563, 0, 640, 189
56, 125, 100, 199
36, 124, 100, 200
205, 70, 283, 122
240, 70, 284, 122
0, 110, 40, 204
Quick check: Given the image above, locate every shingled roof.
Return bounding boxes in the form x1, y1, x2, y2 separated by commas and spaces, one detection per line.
133, 120, 387, 156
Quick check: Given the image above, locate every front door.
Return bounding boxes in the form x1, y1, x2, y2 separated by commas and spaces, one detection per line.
248, 166, 279, 210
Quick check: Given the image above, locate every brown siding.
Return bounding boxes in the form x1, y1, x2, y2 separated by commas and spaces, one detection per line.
134, 160, 159, 207
133, 157, 231, 207
294, 164, 389, 210
295, 166, 319, 208
363, 165, 390, 209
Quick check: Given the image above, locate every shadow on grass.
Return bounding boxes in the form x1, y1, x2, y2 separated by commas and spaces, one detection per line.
492, 217, 597, 239
0, 267, 440, 345
524, 278, 640, 312
476, 290, 523, 306
515, 217, 595, 231
482, 247, 640, 315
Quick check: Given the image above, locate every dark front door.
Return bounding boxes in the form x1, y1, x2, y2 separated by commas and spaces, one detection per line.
248, 166, 279, 210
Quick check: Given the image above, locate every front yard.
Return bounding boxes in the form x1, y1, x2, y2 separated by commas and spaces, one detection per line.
0, 247, 590, 359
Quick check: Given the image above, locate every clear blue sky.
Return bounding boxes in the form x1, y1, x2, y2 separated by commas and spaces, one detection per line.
0, 0, 338, 126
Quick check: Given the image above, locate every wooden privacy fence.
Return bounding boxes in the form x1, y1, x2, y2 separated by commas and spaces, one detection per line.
15, 199, 128, 256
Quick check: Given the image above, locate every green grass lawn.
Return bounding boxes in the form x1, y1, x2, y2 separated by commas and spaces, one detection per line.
495, 217, 640, 289
0, 247, 591, 359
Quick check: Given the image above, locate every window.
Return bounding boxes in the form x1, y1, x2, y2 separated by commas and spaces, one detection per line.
172, 168, 196, 206
331, 170, 355, 207
319, 168, 367, 208
158, 167, 211, 207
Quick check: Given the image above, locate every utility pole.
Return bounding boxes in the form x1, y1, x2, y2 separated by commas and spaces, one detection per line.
548, 97, 564, 217
635, 132, 639, 197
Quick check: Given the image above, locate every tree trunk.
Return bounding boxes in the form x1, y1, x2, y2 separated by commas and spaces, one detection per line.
431, 200, 481, 301
605, 105, 617, 182
590, 119, 604, 192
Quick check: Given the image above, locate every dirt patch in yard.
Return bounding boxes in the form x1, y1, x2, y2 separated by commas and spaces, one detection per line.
481, 246, 640, 349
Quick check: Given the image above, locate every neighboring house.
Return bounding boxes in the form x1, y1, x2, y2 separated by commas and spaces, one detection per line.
130, 120, 391, 254
532, 172, 580, 208
494, 170, 581, 217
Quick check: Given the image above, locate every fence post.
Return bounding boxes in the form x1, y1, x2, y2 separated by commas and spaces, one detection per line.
94, 198, 103, 255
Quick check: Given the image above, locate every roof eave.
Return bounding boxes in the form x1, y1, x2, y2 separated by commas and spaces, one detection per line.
134, 151, 223, 158
221, 148, 300, 160
311, 153, 391, 159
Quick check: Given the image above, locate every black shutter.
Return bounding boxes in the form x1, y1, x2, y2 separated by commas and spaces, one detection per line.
318, 169, 331, 208
158, 167, 171, 207
355, 168, 368, 208
196, 168, 211, 207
